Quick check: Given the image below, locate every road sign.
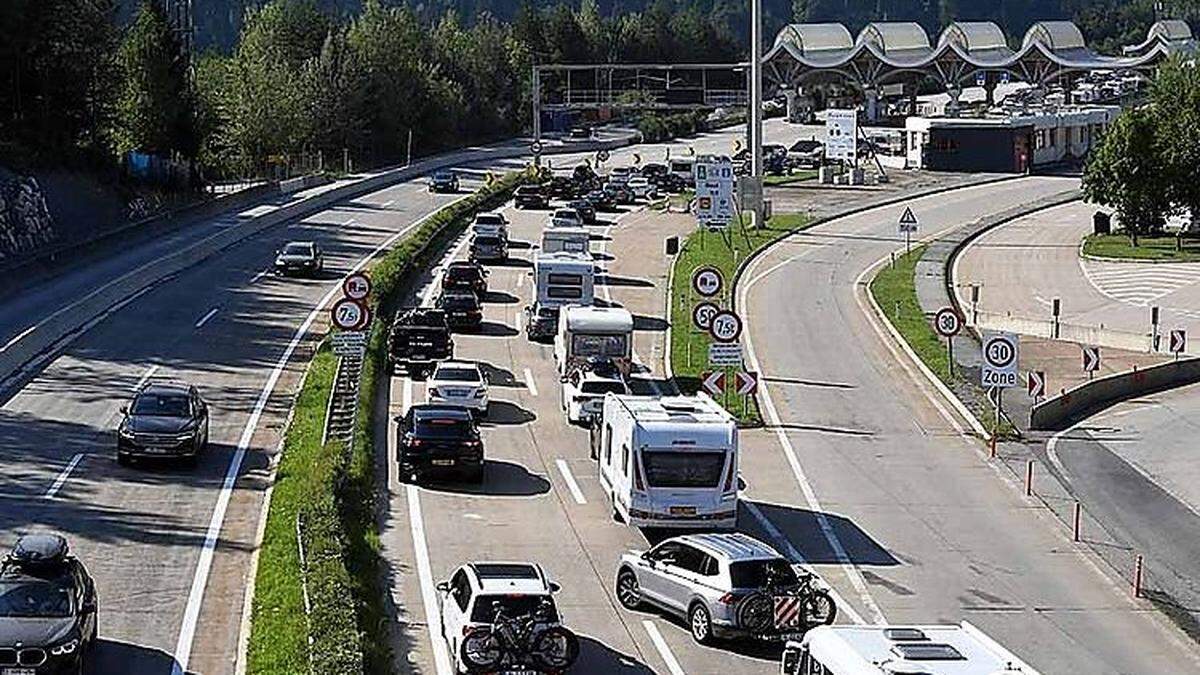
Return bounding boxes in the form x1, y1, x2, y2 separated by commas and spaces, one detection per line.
933, 307, 962, 337
332, 330, 366, 357
701, 371, 726, 395
332, 298, 369, 331
1027, 370, 1046, 399
975, 72, 987, 87
1082, 346, 1101, 373
735, 371, 758, 396
898, 207, 919, 233
597, 149, 610, 163
343, 272, 371, 301
694, 155, 735, 228
708, 343, 743, 366
692, 302, 720, 331
1170, 329, 1187, 354
825, 109, 858, 162
531, 140, 543, 154
709, 311, 743, 344
691, 266, 724, 297
981, 331, 1019, 388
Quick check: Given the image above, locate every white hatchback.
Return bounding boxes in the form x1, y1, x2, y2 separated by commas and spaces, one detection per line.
427, 361, 489, 416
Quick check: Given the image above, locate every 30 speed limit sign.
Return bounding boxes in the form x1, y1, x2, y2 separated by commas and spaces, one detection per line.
709, 310, 742, 343
981, 331, 1019, 388
332, 298, 370, 331
343, 272, 372, 301
933, 307, 962, 337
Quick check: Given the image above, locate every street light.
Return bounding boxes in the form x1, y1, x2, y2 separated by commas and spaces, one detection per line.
749, 0, 764, 226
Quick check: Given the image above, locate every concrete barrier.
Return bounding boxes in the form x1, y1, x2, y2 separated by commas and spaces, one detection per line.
280, 174, 331, 194
1030, 356, 1200, 430
0, 135, 633, 394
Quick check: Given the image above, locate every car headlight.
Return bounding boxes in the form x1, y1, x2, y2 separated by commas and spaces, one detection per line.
427, 387, 440, 398
473, 389, 485, 398
50, 638, 79, 656
118, 425, 135, 439
174, 426, 197, 442
275, 257, 285, 266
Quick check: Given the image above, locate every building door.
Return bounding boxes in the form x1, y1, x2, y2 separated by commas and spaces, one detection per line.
1014, 133, 1031, 173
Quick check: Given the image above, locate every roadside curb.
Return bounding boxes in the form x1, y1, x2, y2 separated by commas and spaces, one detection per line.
1078, 239, 1200, 265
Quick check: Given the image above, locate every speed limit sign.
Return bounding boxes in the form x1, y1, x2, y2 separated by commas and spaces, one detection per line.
343, 273, 371, 301
692, 302, 720, 331
709, 310, 742, 343
332, 298, 369, 331
933, 307, 962, 337
981, 331, 1019, 388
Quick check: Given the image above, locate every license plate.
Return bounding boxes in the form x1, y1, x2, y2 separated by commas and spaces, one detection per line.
669, 506, 697, 516
4, 669, 36, 675
502, 670, 538, 675
432, 459, 455, 466
146, 446, 169, 454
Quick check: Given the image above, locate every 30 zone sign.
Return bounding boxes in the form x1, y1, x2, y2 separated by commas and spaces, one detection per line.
980, 331, 1019, 388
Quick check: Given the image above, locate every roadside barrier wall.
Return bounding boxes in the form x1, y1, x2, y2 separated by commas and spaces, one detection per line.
1030, 355, 1200, 430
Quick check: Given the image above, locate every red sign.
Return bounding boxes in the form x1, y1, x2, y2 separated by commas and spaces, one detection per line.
343, 272, 371, 301
701, 371, 726, 396
1027, 370, 1045, 399
331, 298, 370, 331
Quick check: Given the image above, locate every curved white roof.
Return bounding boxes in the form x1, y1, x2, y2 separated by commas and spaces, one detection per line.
938, 21, 1008, 53
1149, 19, 1194, 42
1022, 21, 1087, 51
774, 22, 853, 53
857, 22, 931, 55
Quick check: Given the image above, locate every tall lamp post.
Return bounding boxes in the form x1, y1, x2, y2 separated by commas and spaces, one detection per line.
749, 0, 764, 226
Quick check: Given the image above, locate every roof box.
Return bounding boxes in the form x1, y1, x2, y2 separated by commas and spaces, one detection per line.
8, 533, 69, 568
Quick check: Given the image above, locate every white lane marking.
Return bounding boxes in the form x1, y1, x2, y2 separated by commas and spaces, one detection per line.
515, 311, 523, 333
555, 459, 587, 504
642, 620, 686, 675
342, 218, 356, 227
407, 481, 453, 675
132, 364, 161, 391
0, 325, 36, 354
171, 192, 475, 675
194, 308, 219, 329
250, 268, 270, 283
44, 453, 84, 499
516, 272, 525, 289
744, 501, 864, 625
382, 200, 396, 208
523, 367, 538, 396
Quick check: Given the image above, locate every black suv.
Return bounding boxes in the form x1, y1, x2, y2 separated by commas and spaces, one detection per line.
437, 291, 483, 331
387, 308, 455, 378
116, 382, 210, 466
396, 404, 484, 483
429, 170, 460, 193
513, 185, 548, 209
442, 261, 488, 296
0, 534, 97, 675
274, 240, 324, 276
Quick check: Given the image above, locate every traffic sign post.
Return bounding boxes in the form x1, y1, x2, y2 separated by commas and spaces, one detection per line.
981, 331, 1019, 389
898, 207, 918, 254
933, 307, 962, 377
691, 266, 724, 298
332, 298, 370, 331
701, 371, 726, 396
1170, 329, 1187, 359
343, 272, 372, 302
1082, 346, 1101, 379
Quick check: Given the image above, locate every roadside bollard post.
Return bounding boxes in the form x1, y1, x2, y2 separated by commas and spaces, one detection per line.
890, 251, 895, 268
1134, 554, 1144, 598
989, 434, 997, 459
1072, 502, 1082, 542
894, 300, 900, 318
1024, 460, 1034, 496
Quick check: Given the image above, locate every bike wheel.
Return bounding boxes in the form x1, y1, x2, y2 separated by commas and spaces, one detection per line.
531, 626, 580, 670
804, 590, 837, 626
460, 629, 502, 672
735, 592, 773, 633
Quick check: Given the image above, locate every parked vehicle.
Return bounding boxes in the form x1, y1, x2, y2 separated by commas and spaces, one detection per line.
554, 306, 633, 377
274, 240, 324, 276
603, 181, 633, 205
437, 291, 484, 331
560, 359, 628, 425
426, 361, 489, 417
524, 304, 560, 342
437, 562, 578, 674
565, 199, 596, 224
652, 172, 689, 194
597, 394, 738, 529
470, 233, 508, 262
787, 139, 825, 168
669, 158, 695, 181
514, 185, 549, 209
780, 622, 1042, 675
0, 534, 98, 675
395, 404, 484, 483
540, 227, 590, 256
546, 176, 578, 199
584, 189, 614, 211
429, 170, 460, 193
117, 382, 210, 466
639, 163, 668, 178
387, 307, 455, 377
549, 208, 583, 229
442, 261, 488, 297
568, 126, 592, 140
615, 533, 834, 644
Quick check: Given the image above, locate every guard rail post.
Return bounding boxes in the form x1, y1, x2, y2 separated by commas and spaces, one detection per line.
1072, 501, 1082, 542
1024, 460, 1034, 497
1134, 554, 1144, 598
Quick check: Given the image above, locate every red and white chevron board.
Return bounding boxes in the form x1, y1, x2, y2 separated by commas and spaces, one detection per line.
773, 595, 804, 628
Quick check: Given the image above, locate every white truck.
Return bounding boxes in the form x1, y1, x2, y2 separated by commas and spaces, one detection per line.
540, 227, 591, 256
524, 252, 595, 341
596, 394, 739, 529
554, 306, 633, 377
780, 622, 1042, 675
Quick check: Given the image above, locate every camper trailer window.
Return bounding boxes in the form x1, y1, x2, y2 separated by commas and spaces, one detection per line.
548, 273, 583, 285
548, 287, 584, 299
571, 334, 628, 358
642, 450, 725, 488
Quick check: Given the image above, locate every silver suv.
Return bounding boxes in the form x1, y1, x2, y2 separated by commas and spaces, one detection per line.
614, 533, 835, 644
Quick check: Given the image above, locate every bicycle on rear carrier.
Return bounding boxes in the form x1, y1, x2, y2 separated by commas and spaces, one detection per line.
459, 599, 581, 674
735, 569, 838, 638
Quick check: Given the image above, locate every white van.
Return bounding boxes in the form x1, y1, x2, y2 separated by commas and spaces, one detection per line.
541, 227, 590, 256
554, 306, 633, 376
780, 623, 1042, 675
533, 252, 594, 310
597, 394, 738, 529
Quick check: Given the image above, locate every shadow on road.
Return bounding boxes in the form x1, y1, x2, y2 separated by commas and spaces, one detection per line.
89, 638, 177, 674
481, 401, 536, 426
632, 314, 669, 332
743, 501, 899, 567
420, 459, 550, 497
482, 290, 519, 305
575, 635, 658, 673
597, 274, 653, 288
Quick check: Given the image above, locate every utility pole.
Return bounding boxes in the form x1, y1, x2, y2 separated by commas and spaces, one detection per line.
532, 65, 542, 168
749, 0, 764, 227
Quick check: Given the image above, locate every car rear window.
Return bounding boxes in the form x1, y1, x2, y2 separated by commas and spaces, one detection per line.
435, 367, 480, 382
728, 559, 798, 589
442, 295, 479, 310
641, 450, 725, 488
413, 416, 473, 438
474, 236, 501, 246
447, 267, 481, 280
581, 380, 624, 395
470, 594, 558, 623
476, 214, 503, 225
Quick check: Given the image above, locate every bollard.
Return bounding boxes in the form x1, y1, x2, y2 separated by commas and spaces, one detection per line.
1134, 554, 1144, 598
1024, 460, 1034, 496
1072, 502, 1082, 542
989, 433, 997, 459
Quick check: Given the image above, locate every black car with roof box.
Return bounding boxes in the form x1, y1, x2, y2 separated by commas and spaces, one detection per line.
437, 291, 483, 330
274, 240, 324, 276
0, 534, 97, 675
387, 308, 455, 378
116, 382, 210, 466
396, 404, 484, 483
429, 170, 460, 193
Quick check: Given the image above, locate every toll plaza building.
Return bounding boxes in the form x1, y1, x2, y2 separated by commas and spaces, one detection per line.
904, 105, 1119, 173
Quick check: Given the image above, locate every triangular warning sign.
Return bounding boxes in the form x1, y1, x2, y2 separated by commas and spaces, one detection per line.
899, 207, 918, 225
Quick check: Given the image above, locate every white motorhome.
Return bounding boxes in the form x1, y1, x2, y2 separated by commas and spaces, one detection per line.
554, 306, 633, 376
533, 252, 594, 310
540, 227, 590, 256
669, 158, 695, 181
597, 394, 738, 529
780, 623, 1042, 675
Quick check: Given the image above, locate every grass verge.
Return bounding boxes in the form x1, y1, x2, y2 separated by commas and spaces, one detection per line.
668, 213, 811, 425
1082, 233, 1200, 262
763, 170, 818, 186
247, 171, 530, 674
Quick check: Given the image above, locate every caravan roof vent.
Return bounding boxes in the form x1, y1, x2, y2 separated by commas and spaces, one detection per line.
884, 628, 930, 642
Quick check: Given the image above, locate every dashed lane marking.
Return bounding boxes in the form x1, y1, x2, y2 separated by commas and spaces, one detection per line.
642, 620, 686, 675
44, 453, 85, 499
523, 367, 538, 396
555, 459, 587, 505
194, 308, 219, 329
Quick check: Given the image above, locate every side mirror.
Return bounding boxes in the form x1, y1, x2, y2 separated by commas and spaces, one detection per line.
548, 581, 561, 593
435, 581, 450, 593
119, 405, 128, 414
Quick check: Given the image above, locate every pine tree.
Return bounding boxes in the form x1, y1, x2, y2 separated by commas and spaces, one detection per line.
113, 0, 192, 156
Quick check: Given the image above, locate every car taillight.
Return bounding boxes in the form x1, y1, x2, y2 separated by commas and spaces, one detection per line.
408, 438, 423, 447
718, 592, 739, 605
723, 457, 737, 493
462, 625, 478, 637
428, 387, 439, 397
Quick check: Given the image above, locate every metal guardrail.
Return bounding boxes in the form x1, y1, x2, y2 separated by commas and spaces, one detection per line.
322, 354, 363, 446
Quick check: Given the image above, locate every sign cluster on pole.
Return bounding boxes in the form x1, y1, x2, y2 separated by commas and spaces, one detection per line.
693, 155, 735, 229
331, 272, 372, 357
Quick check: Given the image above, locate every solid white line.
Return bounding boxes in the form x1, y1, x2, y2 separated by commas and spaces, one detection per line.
194, 308, 219, 329
342, 218, 356, 226
642, 620, 686, 675
171, 193, 475, 675
516, 272, 525, 289
0, 325, 36, 354
132, 364, 160, 392
407, 484, 453, 675
523, 367, 538, 396
555, 459, 587, 505
44, 453, 84, 499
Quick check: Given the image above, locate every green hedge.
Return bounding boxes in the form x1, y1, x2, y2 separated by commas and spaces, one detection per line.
637, 111, 710, 143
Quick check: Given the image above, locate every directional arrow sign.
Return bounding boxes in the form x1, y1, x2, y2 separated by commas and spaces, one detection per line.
735, 371, 758, 396
898, 206, 919, 233
1170, 329, 1187, 354
1027, 370, 1046, 399
701, 371, 726, 396
1082, 346, 1101, 372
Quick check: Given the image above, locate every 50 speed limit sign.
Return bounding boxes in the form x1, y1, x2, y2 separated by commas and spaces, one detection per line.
709, 310, 742, 343
981, 331, 1019, 388
332, 298, 370, 331
692, 301, 720, 331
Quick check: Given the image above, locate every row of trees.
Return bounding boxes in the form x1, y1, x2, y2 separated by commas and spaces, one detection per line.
1, 0, 741, 184
1082, 58, 1200, 242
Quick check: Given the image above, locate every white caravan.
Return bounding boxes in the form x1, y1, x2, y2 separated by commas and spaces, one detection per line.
540, 227, 591, 256
597, 394, 738, 529
554, 306, 633, 376
533, 252, 594, 310
780, 623, 1042, 675
669, 158, 695, 181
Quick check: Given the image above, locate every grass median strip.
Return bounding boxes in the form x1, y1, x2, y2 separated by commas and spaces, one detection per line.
1083, 233, 1200, 262
668, 213, 810, 425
